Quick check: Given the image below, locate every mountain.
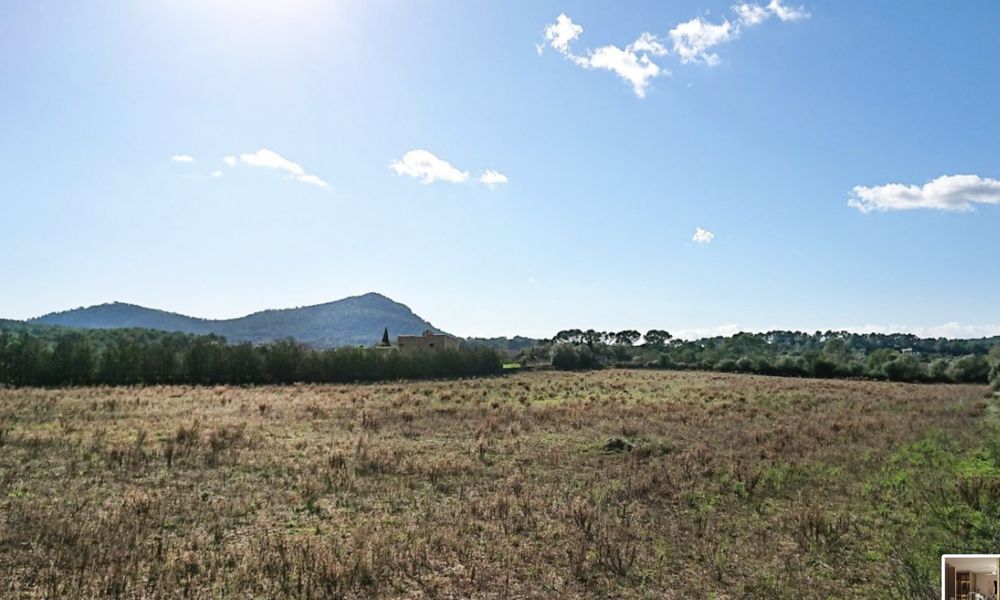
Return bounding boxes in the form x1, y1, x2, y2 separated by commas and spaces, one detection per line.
28, 293, 444, 348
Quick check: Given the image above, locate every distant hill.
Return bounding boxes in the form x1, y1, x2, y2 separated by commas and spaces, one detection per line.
27, 293, 444, 348
0, 318, 66, 337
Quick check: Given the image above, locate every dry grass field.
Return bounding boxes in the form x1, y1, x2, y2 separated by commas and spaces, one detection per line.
0, 370, 994, 598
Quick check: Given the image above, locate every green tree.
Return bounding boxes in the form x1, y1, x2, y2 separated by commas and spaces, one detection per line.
988, 345, 1000, 390
581, 329, 605, 350
867, 348, 899, 377
552, 345, 599, 370
228, 342, 262, 384
715, 358, 738, 372
644, 329, 673, 348
821, 337, 850, 365
946, 355, 990, 383
50, 333, 95, 386
613, 330, 641, 346
927, 358, 951, 382
882, 355, 925, 382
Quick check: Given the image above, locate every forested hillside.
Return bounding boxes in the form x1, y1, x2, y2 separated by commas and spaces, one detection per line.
28, 293, 442, 348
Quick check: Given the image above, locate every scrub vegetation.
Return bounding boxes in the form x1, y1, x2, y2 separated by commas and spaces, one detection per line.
537, 329, 1000, 386
1, 370, 995, 598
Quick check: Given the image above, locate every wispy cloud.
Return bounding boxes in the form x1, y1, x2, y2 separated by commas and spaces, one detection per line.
669, 18, 739, 65
734, 1, 810, 26
767, 0, 810, 22
675, 323, 744, 340
238, 148, 328, 188
390, 150, 469, 184
538, 14, 669, 98
692, 227, 715, 243
848, 174, 1000, 213
223, 156, 236, 167
171, 154, 195, 163
211, 170, 222, 177
672, 1, 809, 64
733, 3, 770, 26
539, 13, 583, 55
479, 169, 509, 187
539, 5, 807, 96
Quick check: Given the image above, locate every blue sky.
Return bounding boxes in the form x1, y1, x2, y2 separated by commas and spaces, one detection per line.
2, 0, 999, 339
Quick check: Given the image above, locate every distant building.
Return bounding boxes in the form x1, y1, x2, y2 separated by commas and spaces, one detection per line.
397, 330, 459, 351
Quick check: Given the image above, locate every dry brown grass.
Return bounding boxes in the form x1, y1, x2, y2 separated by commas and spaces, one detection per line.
0, 370, 989, 598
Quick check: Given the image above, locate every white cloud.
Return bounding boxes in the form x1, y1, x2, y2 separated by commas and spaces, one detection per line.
540, 13, 583, 54
294, 174, 327, 187
238, 148, 328, 188
223, 156, 236, 166
733, 3, 770, 26
172, 154, 195, 163
240, 148, 305, 174
628, 32, 669, 57
211, 170, 222, 177
692, 227, 715, 243
479, 169, 509, 187
538, 14, 669, 97
539, 8, 808, 94
848, 174, 1000, 213
675, 323, 744, 340
584, 39, 669, 98
390, 149, 469, 184
669, 17, 739, 66
767, 0, 810, 22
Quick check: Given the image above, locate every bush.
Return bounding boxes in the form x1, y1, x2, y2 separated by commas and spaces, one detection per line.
989, 346, 1000, 390
946, 355, 990, 384
552, 345, 600, 371
882, 355, 925, 382
927, 358, 951, 382
812, 357, 842, 379
774, 355, 809, 377
756, 357, 775, 375
715, 358, 738, 373
656, 354, 678, 369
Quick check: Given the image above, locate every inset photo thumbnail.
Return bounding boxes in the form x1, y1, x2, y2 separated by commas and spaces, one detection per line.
943, 555, 1000, 600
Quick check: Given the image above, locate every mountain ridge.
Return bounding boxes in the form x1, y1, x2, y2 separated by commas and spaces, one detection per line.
26, 292, 445, 348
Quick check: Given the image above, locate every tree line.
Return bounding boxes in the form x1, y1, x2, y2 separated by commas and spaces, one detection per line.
0, 329, 503, 387
534, 329, 1000, 387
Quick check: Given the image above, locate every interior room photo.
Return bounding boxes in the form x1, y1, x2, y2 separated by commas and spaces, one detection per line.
945, 556, 1000, 600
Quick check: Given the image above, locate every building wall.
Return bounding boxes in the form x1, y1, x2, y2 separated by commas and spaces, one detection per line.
397, 331, 459, 351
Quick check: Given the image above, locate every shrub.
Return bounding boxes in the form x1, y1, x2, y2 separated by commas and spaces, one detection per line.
947, 355, 990, 384
552, 345, 600, 371
927, 358, 951, 382
812, 357, 842, 379
774, 355, 809, 377
988, 346, 1000, 390
715, 358, 738, 373
882, 355, 925, 382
